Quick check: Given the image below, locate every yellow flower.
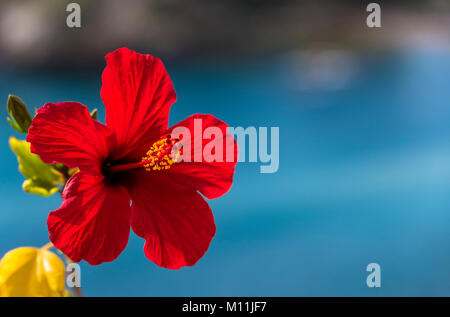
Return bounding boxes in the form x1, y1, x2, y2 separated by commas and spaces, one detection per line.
0, 247, 65, 297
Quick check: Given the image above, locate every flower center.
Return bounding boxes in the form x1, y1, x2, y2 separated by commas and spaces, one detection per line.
141, 136, 180, 171
105, 136, 181, 174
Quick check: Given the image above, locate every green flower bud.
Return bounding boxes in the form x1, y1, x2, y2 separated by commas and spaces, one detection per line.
6, 95, 33, 133
90, 108, 98, 121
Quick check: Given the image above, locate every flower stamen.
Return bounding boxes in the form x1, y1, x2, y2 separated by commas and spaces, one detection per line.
141, 136, 181, 172
105, 136, 181, 174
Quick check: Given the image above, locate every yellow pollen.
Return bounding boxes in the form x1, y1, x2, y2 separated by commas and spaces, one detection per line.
141, 136, 181, 172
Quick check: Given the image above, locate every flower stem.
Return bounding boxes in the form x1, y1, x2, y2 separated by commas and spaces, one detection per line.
41, 242, 54, 250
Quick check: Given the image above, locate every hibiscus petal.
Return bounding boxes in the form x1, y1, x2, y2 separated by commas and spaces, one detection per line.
125, 172, 216, 269
47, 172, 131, 265
27, 102, 111, 175
101, 47, 176, 159
167, 114, 238, 199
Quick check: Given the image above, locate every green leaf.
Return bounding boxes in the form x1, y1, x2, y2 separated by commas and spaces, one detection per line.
6, 95, 32, 133
9, 137, 64, 197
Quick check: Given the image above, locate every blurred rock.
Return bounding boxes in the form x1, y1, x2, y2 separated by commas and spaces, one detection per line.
0, 0, 449, 69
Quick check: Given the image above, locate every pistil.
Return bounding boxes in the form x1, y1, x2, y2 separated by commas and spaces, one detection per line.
106, 161, 144, 173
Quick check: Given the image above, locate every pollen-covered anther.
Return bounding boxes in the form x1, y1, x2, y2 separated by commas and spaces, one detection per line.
141, 136, 181, 172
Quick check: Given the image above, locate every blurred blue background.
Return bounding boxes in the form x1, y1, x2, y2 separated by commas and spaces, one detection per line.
1, 1, 450, 296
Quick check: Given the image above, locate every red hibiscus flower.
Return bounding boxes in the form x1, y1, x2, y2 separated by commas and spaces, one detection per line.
26, 48, 237, 269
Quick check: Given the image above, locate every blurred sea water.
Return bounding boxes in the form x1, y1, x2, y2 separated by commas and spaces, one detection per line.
1, 50, 450, 296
